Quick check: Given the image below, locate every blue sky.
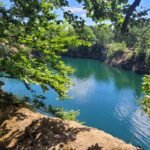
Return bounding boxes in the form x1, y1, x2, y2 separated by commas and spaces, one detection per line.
1, 0, 150, 10
1, 0, 150, 25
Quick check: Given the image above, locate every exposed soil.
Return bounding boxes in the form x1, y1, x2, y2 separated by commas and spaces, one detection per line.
0, 108, 139, 150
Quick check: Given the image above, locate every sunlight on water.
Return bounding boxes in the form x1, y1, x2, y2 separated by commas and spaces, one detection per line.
70, 77, 95, 104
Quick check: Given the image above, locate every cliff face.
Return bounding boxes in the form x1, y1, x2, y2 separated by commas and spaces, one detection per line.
0, 108, 138, 150
64, 45, 150, 74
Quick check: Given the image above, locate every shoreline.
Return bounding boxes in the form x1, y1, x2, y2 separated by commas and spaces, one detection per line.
64, 46, 150, 75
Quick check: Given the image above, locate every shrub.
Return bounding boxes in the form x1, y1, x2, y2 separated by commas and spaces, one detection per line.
142, 75, 150, 116
145, 49, 150, 66
106, 42, 128, 58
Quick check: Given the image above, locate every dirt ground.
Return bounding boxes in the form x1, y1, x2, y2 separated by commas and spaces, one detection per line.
0, 108, 139, 150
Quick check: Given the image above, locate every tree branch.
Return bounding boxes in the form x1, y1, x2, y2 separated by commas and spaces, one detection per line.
0, 75, 16, 79
121, 0, 141, 33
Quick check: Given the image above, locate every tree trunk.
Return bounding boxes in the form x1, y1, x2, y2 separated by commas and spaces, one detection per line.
121, 0, 142, 33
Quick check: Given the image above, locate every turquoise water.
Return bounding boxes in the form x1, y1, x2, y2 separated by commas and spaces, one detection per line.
1, 58, 150, 149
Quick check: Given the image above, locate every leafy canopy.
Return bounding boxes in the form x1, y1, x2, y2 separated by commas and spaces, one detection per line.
0, 0, 87, 98
0, 0, 90, 121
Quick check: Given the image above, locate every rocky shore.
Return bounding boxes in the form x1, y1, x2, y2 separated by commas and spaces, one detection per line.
64, 45, 150, 74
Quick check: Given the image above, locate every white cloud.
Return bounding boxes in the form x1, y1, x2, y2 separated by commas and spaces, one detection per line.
63, 6, 86, 14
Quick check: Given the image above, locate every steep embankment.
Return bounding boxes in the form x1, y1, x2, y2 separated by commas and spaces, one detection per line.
64, 45, 150, 74
0, 108, 138, 150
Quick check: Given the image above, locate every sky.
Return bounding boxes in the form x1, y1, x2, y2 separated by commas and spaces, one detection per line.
1, 0, 150, 26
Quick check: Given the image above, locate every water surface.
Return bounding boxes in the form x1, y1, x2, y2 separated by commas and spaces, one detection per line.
1, 58, 150, 149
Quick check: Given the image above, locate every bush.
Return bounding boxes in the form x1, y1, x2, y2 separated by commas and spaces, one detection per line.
106, 42, 128, 58
141, 96, 150, 116
48, 105, 82, 123
142, 75, 150, 116
145, 49, 150, 66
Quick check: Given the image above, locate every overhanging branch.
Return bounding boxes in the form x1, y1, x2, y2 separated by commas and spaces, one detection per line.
121, 0, 142, 33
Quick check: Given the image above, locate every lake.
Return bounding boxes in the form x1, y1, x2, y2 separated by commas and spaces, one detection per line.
1, 58, 150, 149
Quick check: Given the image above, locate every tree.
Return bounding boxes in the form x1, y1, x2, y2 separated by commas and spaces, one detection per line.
0, 0, 87, 118
82, 26, 97, 44
121, 0, 141, 33
92, 25, 114, 44
76, 0, 149, 33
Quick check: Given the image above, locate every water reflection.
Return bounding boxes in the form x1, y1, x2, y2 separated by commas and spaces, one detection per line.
70, 77, 95, 104
65, 58, 143, 98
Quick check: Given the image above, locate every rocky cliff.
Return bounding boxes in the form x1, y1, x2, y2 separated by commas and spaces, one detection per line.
64, 45, 150, 74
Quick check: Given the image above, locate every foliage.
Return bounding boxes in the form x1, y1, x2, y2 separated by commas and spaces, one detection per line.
92, 25, 114, 44
106, 42, 128, 58
142, 75, 150, 116
1, 3, 76, 97
75, 25, 115, 49
82, 26, 96, 45
70, 24, 115, 53
76, 0, 127, 27
0, 81, 32, 111
76, 0, 149, 33
0, 0, 89, 97
142, 96, 150, 116
0, 0, 91, 121
49, 105, 80, 121
134, 23, 150, 65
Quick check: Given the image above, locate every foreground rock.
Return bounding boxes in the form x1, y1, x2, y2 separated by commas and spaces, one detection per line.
0, 108, 138, 150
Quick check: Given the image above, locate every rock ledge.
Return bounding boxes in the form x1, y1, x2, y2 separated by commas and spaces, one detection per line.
0, 108, 138, 150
